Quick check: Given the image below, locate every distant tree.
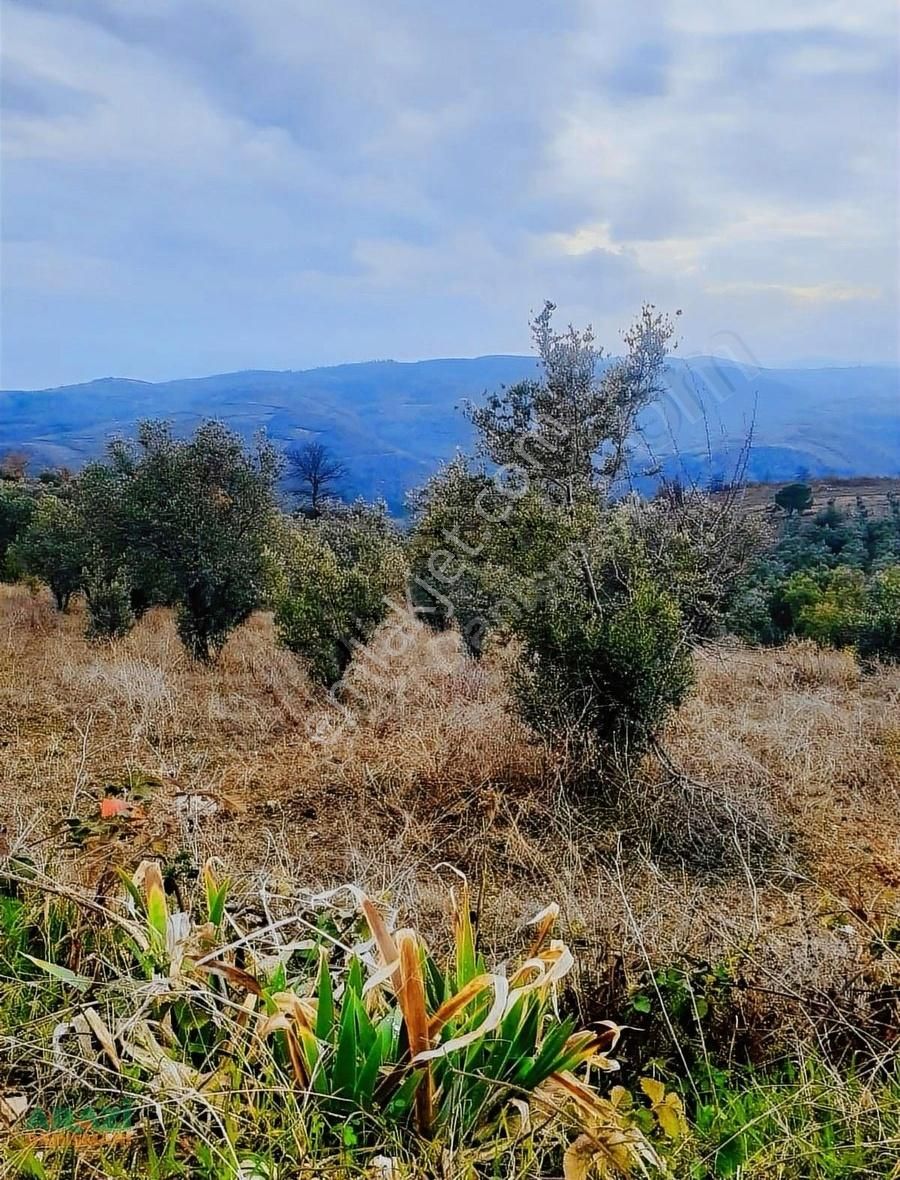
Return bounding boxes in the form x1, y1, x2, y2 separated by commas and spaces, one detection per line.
36, 468, 72, 488
775, 482, 813, 517
0, 451, 29, 482
286, 441, 347, 517
12, 495, 87, 611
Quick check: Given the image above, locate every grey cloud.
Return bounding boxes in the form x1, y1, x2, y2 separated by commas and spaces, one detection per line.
0, 0, 896, 387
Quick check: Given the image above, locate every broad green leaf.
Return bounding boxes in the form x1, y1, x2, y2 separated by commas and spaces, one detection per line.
23, 955, 91, 993
145, 880, 169, 957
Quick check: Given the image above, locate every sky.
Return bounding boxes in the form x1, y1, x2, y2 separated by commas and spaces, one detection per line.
1, 0, 898, 389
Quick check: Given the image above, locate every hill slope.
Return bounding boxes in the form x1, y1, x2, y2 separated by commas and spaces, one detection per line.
2, 356, 897, 510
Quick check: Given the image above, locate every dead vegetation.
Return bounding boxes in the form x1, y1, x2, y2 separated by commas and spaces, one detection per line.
1, 582, 898, 1060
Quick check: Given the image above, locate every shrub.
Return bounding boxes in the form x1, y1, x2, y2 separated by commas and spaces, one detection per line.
796, 566, 867, 648
608, 492, 769, 638
512, 568, 693, 777
407, 458, 576, 655
274, 505, 407, 686
774, 482, 813, 516
84, 572, 136, 640
726, 583, 783, 646
857, 565, 900, 664
0, 482, 36, 580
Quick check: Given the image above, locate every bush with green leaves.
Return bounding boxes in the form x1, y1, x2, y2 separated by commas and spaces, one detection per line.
795, 566, 867, 648
77, 420, 281, 659
273, 503, 407, 686
11, 494, 87, 611
774, 482, 813, 516
84, 571, 136, 640
407, 457, 580, 655
856, 564, 900, 664
0, 482, 37, 580
512, 561, 693, 778
727, 499, 900, 651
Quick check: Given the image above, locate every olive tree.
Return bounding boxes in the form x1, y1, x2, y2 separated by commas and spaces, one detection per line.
12, 494, 87, 611
467, 301, 674, 506
0, 483, 36, 580
408, 301, 697, 778
78, 421, 281, 658
273, 502, 407, 686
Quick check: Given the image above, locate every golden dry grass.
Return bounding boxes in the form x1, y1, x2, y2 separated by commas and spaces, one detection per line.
1, 582, 898, 1058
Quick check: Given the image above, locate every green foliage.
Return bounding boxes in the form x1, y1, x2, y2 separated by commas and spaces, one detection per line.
406, 304, 698, 780
605, 492, 770, 639
685, 1058, 900, 1179
512, 563, 693, 775
856, 564, 900, 664
407, 457, 579, 655
273, 502, 407, 686
4, 867, 899, 1178
1, 868, 661, 1177
468, 301, 674, 500
774, 482, 813, 516
11, 494, 87, 610
0, 481, 37, 580
84, 571, 136, 639
78, 420, 281, 659
794, 567, 867, 648
728, 500, 900, 661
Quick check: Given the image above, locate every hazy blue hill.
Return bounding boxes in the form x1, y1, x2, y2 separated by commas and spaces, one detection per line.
1, 355, 897, 511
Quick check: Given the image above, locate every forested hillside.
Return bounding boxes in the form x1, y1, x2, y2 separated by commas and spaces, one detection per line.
3, 356, 898, 511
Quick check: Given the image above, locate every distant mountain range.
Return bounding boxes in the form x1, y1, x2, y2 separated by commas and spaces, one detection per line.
2, 357, 898, 512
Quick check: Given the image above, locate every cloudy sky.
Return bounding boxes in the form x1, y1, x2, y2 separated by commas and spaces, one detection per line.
1, 0, 898, 388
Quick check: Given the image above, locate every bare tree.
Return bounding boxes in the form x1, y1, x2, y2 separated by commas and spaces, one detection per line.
0, 450, 29, 481
286, 440, 347, 517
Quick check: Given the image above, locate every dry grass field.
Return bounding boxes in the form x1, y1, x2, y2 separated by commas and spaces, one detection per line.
736, 476, 900, 518
2, 581, 899, 1063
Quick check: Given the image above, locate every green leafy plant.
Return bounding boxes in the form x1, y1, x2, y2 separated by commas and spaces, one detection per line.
774, 483, 813, 517
4, 866, 661, 1177
512, 568, 693, 777
11, 494, 87, 611
273, 505, 406, 686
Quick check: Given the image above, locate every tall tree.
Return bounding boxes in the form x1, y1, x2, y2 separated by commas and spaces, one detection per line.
286, 441, 347, 517
467, 301, 675, 508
